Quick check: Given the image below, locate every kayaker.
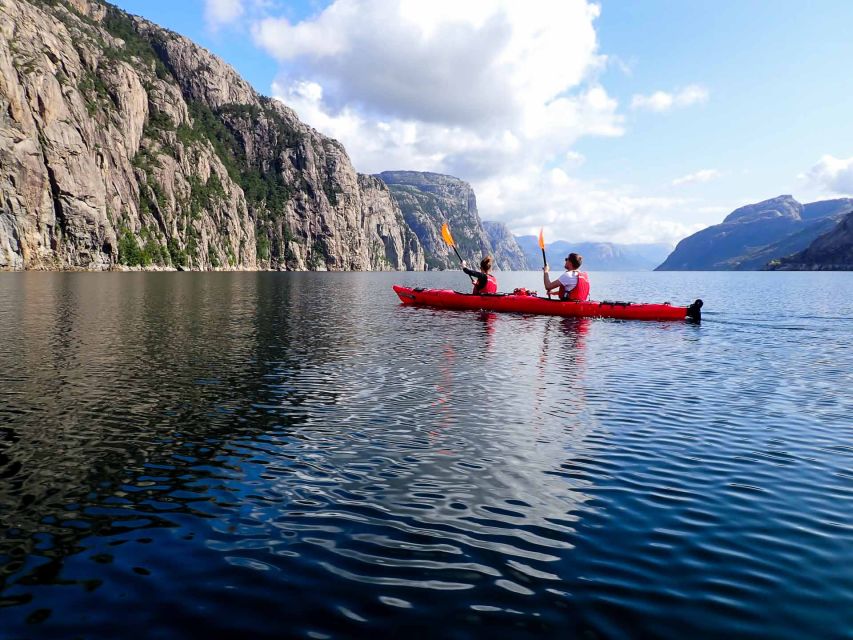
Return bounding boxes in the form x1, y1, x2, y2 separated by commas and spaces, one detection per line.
462, 256, 498, 294
543, 253, 590, 301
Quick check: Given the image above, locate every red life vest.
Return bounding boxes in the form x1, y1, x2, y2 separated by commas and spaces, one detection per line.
559, 271, 590, 301
474, 274, 498, 295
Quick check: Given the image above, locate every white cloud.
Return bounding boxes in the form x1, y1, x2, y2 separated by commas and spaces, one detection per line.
255, 0, 608, 130
205, 0, 245, 30
476, 167, 705, 245
252, 1, 717, 244
272, 77, 620, 179
276, 79, 701, 244
631, 84, 709, 112
696, 205, 730, 216
803, 155, 853, 195
565, 151, 586, 167
262, 2, 623, 187
672, 169, 722, 186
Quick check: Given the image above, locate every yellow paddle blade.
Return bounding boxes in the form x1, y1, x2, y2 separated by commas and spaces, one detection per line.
441, 222, 455, 247
538, 227, 545, 250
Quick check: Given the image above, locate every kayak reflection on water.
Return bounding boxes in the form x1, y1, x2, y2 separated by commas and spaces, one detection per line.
534, 315, 591, 429
477, 311, 497, 351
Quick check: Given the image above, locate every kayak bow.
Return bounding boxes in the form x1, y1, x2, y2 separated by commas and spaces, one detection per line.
393, 286, 703, 322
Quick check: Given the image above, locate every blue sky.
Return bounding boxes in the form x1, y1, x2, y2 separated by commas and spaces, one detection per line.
109, 0, 853, 245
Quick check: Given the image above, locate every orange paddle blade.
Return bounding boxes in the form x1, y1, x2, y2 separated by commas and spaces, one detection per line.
538, 227, 545, 250
441, 223, 455, 247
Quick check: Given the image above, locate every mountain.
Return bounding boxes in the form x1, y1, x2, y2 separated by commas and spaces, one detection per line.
731, 213, 848, 270
0, 0, 424, 270
766, 210, 853, 270
655, 195, 853, 271
377, 171, 528, 270
481, 221, 529, 270
515, 236, 671, 271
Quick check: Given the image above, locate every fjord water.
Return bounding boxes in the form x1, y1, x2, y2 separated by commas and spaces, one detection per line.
1, 271, 851, 639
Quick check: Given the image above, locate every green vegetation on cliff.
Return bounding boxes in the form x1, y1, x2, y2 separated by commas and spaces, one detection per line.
1, 0, 425, 271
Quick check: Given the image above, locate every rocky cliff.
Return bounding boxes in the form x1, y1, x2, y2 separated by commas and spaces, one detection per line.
481, 221, 528, 270
655, 195, 853, 271
0, 0, 425, 270
767, 210, 853, 270
377, 171, 527, 270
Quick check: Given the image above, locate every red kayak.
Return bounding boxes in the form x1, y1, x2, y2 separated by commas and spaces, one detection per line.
393, 286, 703, 322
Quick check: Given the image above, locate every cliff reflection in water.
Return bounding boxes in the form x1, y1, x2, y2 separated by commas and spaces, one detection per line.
5, 271, 848, 638
0, 272, 599, 634
1, 274, 259, 602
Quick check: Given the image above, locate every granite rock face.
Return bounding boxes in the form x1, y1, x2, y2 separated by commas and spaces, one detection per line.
377, 171, 527, 271
656, 195, 853, 270
0, 0, 424, 271
482, 221, 529, 270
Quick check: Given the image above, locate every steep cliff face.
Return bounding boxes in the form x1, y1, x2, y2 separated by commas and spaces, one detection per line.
357, 174, 424, 270
656, 195, 853, 271
767, 210, 853, 270
377, 171, 526, 270
0, 0, 424, 270
482, 221, 528, 270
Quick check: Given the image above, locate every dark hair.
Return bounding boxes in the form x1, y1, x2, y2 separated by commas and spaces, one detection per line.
480, 256, 493, 272
566, 253, 582, 269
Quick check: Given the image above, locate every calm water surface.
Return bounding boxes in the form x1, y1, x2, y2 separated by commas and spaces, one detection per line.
0, 271, 851, 639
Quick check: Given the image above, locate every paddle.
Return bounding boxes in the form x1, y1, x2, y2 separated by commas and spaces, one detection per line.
441, 222, 474, 284
540, 227, 553, 298
441, 222, 465, 264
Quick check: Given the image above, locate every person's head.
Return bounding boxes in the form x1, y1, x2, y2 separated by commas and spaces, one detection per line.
480, 256, 493, 273
564, 253, 582, 270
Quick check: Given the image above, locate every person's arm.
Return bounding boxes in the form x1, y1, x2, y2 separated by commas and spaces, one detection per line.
542, 266, 560, 293
463, 265, 488, 290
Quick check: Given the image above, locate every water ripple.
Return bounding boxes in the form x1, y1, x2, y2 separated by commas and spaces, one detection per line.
1, 272, 852, 638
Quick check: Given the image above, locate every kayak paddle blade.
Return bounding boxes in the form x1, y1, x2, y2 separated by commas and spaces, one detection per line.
441, 223, 455, 247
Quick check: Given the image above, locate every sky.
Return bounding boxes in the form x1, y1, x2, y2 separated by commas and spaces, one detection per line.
109, 0, 853, 246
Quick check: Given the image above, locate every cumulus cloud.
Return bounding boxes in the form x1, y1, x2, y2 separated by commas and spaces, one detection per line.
204, 0, 245, 30
672, 169, 722, 186
631, 84, 709, 112
476, 167, 703, 245
263, 2, 623, 215
803, 155, 853, 194
271, 77, 620, 181
252, 1, 711, 243
255, 0, 608, 129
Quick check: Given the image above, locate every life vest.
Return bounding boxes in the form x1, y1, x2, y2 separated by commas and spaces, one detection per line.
474, 274, 498, 295
559, 271, 590, 301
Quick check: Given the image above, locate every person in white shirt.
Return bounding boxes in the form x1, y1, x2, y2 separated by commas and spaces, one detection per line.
543, 253, 588, 300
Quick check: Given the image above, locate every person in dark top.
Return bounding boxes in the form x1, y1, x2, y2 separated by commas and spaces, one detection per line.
462, 256, 498, 294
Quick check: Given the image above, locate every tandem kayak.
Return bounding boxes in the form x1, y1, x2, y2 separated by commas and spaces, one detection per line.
393, 286, 703, 322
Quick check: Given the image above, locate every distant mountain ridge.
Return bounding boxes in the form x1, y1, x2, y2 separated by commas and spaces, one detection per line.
515, 236, 671, 271
656, 195, 853, 270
